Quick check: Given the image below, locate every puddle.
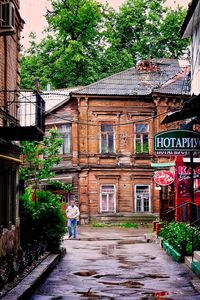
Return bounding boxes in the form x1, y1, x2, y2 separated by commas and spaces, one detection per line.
117, 255, 133, 267
142, 273, 170, 279
154, 291, 170, 299
100, 280, 144, 288
76, 289, 115, 299
74, 270, 97, 276
93, 274, 119, 279
101, 245, 116, 256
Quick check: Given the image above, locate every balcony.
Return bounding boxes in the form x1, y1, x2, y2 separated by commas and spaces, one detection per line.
0, 90, 45, 141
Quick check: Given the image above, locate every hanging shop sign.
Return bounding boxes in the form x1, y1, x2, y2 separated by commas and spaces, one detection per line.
177, 164, 200, 199
154, 170, 175, 186
154, 130, 200, 156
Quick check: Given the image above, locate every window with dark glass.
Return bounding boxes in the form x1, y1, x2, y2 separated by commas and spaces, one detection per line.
135, 123, 149, 154
58, 124, 71, 154
101, 124, 114, 153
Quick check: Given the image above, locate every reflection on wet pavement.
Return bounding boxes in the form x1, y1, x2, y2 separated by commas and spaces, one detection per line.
31, 227, 200, 300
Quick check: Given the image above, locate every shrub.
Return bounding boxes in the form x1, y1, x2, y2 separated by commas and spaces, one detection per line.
20, 189, 67, 252
160, 222, 200, 256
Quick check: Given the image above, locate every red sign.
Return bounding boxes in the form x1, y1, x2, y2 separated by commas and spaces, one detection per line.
154, 170, 175, 186
177, 164, 200, 198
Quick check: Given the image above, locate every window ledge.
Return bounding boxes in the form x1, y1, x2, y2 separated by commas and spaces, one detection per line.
133, 154, 151, 158
99, 153, 117, 158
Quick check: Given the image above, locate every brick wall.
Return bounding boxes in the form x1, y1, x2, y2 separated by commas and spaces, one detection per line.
75, 94, 190, 222
0, 0, 23, 112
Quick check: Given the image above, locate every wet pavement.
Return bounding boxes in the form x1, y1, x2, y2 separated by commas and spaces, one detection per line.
30, 226, 200, 299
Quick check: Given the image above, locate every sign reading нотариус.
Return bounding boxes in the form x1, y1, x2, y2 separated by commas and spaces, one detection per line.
154, 130, 200, 156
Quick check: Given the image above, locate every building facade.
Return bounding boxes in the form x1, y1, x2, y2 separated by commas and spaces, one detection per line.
181, 0, 200, 95
46, 59, 191, 224
0, 0, 24, 257
45, 89, 80, 202
0, 0, 45, 258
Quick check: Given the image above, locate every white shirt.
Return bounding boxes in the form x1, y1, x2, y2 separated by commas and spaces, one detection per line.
66, 205, 80, 220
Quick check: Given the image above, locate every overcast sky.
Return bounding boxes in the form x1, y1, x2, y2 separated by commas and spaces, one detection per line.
20, 0, 190, 48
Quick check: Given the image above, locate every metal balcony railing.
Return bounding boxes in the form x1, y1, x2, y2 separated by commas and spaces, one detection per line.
0, 90, 45, 140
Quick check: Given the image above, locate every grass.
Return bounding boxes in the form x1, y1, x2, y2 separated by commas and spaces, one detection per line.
92, 222, 139, 229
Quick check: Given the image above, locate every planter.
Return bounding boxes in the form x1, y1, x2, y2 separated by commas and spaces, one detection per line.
162, 240, 169, 251
192, 261, 200, 278
162, 240, 182, 262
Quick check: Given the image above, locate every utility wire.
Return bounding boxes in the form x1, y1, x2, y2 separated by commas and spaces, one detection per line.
19, 90, 184, 127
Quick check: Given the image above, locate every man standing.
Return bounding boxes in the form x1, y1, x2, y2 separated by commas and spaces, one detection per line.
66, 200, 80, 239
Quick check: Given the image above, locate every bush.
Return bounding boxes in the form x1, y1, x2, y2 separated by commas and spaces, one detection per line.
159, 222, 200, 256
20, 189, 67, 252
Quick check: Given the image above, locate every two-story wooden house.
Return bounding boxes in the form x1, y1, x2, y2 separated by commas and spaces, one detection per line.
0, 0, 45, 257
46, 59, 190, 224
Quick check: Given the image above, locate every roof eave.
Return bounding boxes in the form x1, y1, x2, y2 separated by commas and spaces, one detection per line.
180, 0, 200, 37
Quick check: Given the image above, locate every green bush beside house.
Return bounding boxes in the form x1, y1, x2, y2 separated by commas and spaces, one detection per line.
159, 222, 200, 257
20, 190, 67, 252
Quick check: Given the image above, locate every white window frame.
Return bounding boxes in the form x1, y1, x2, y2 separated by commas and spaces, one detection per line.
100, 124, 115, 154
134, 185, 151, 213
134, 123, 149, 154
58, 124, 71, 154
100, 184, 116, 213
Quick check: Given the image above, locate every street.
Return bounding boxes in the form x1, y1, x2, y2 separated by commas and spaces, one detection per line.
31, 226, 200, 299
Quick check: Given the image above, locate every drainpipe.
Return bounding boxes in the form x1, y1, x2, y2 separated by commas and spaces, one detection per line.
3, 36, 8, 125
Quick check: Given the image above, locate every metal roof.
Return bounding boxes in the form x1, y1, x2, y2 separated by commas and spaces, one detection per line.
72, 59, 190, 97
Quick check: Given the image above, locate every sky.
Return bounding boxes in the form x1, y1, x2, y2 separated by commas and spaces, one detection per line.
20, 0, 191, 48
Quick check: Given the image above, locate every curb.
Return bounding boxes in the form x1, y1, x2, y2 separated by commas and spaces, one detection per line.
2, 248, 66, 300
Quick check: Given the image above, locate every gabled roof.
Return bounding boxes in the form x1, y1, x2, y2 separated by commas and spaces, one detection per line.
42, 87, 81, 114
72, 59, 190, 97
180, 0, 200, 37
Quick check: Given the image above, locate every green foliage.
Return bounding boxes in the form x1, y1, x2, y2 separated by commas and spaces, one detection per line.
20, 0, 189, 90
92, 222, 107, 228
20, 189, 66, 252
118, 222, 139, 228
111, 0, 189, 62
19, 129, 63, 189
48, 180, 73, 193
160, 222, 200, 256
92, 222, 138, 228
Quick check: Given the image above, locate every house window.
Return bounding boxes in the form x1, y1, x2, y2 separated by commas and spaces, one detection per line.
135, 124, 149, 154
100, 185, 116, 212
101, 124, 114, 153
135, 185, 150, 212
58, 124, 71, 154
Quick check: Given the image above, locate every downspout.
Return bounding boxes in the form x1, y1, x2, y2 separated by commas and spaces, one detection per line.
3, 36, 8, 125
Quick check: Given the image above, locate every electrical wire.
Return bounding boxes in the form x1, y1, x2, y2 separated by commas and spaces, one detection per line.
19, 90, 184, 127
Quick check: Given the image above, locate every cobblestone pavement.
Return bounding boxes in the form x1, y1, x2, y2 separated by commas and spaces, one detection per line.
30, 226, 200, 299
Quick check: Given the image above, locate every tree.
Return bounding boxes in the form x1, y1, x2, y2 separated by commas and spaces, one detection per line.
21, 0, 113, 89
109, 0, 189, 62
20, 0, 189, 90
19, 129, 72, 193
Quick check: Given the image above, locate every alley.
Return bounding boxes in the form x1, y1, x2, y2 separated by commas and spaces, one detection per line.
31, 226, 200, 300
